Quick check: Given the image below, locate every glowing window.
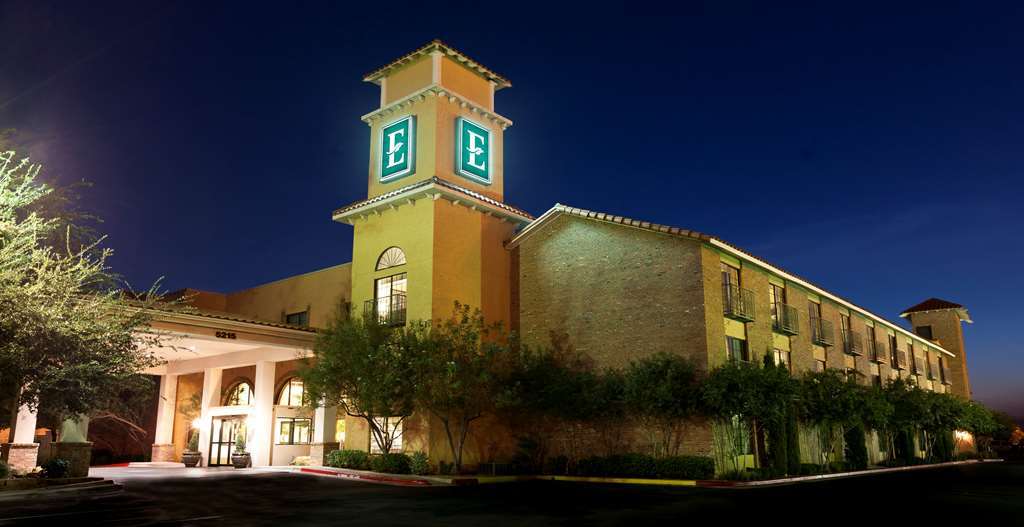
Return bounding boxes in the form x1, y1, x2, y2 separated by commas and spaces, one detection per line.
375, 247, 407, 271
224, 381, 253, 406
277, 377, 304, 406
276, 417, 311, 445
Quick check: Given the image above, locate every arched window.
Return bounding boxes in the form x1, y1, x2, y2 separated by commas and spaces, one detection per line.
224, 381, 253, 406
277, 377, 304, 406
375, 246, 406, 271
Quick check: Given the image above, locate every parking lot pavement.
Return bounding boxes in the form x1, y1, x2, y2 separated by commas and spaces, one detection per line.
1, 461, 1021, 526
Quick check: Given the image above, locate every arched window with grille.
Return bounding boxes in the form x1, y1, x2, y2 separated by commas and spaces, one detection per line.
375, 246, 406, 271
276, 377, 304, 406
223, 381, 253, 406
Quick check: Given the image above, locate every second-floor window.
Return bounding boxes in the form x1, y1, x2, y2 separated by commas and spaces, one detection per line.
726, 336, 749, 362
889, 334, 899, 369
285, 311, 309, 327
372, 273, 407, 324
769, 283, 786, 326
772, 348, 791, 371
867, 326, 877, 360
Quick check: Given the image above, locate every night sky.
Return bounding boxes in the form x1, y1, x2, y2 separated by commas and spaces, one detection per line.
2, 1, 1021, 418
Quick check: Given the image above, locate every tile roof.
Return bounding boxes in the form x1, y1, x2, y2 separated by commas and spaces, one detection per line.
363, 39, 511, 89
154, 306, 319, 333
331, 176, 534, 221
900, 298, 965, 316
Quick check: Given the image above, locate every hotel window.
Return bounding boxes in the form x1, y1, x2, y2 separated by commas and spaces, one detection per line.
915, 325, 933, 340
372, 272, 408, 325
726, 336, 749, 362
866, 326, 877, 360
889, 334, 899, 369
772, 348, 791, 371
277, 377, 305, 406
908, 343, 919, 374
223, 381, 253, 406
285, 311, 309, 327
276, 417, 312, 445
769, 283, 786, 327
840, 313, 851, 346
370, 417, 403, 453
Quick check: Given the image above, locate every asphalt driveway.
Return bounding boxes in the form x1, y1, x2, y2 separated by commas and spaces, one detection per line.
1, 461, 1021, 525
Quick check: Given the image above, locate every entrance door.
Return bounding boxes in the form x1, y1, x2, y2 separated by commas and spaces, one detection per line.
209, 417, 245, 466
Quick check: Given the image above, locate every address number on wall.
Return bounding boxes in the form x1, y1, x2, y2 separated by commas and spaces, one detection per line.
215, 331, 237, 340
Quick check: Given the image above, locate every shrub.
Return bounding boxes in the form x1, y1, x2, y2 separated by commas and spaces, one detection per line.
409, 452, 430, 475
933, 430, 954, 462
186, 432, 199, 452
575, 453, 713, 480
325, 449, 370, 470
41, 458, 70, 479
785, 406, 802, 475
0, 461, 10, 479
290, 456, 313, 466
370, 453, 412, 474
543, 455, 569, 475
843, 425, 868, 470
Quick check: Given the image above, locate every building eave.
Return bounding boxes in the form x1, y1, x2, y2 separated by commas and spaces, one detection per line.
360, 84, 513, 130
363, 39, 512, 90
332, 177, 533, 225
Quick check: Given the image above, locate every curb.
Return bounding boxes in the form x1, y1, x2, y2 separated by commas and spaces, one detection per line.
699, 459, 1004, 488
298, 467, 432, 486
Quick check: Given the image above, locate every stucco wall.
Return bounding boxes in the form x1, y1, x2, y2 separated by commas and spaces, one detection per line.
223, 263, 351, 329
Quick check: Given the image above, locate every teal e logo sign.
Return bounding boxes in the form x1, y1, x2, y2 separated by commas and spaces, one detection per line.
456, 117, 491, 184
380, 115, 415, 182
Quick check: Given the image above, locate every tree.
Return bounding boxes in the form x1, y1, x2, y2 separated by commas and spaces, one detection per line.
412, 303, 509, 472
0, 150, 168, 438
623, 353, 700, 457
300, 307, 416, 455
797, 370, 865, 471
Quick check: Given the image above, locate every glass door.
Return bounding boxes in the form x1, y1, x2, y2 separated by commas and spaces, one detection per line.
209, 417, 245, 466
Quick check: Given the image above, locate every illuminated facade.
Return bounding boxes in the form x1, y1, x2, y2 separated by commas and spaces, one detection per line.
3, 41, 974, 472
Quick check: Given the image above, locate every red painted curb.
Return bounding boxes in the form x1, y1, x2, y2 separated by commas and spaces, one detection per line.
299, 467, 432, 486
90, 463, 131, 468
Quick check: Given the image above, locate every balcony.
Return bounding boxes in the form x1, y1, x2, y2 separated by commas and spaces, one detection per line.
842, 331, 863, 356
722, 284, 756, 322
363, 293, 407, 327
810, 316, 834, 346
871, 341, 887, 363
772, 303, 799, 335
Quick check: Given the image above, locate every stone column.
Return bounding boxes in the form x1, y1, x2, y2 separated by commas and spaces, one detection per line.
310, 405, 340, 466
249, 361, 275, 467
1, 402, 39, 472
55, 416, 91, 477
196, 367, 223, 467
151, 374, 178, 462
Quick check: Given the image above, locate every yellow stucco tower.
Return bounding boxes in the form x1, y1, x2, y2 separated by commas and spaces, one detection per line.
333, 40, 533, 328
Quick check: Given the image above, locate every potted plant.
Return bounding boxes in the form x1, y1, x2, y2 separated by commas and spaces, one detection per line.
231, 433, 251, 468
182, 431, 202, 467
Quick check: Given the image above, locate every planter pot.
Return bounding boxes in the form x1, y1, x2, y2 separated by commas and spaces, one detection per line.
231, 452, 251, 469
182, 451, 202, 468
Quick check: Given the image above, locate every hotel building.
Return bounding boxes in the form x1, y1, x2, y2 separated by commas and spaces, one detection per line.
3, 41, 976, 471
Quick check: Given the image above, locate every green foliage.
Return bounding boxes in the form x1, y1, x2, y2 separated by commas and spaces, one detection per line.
409, 452, 430, 475
0, 461, 10, 479
933, 430, 954, 462
785, 405, 802, 475
301, 308, 415, 455
798, 370, 864, 469
411, 302, 510, 472
369, 453, 412, 474
41, 458, 70, 478
843, 425, 868, 470
233, 433, 246, 454
0, 149, 173, 426
325, 449, 370, 470
186, 431, 199, 452
575, 453, 714, 480
624, 353, 700, 457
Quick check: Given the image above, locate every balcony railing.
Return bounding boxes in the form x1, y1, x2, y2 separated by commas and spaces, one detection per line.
772, 302, 799, 335
843, 331, 863, 356
363, 293, 407, 327
722, 284, 756, 322
895, 350, 908, 370
810, 316, 834, 346
871, 340, 887, 363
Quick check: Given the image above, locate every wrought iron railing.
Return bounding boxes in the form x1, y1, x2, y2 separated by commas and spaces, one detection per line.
843, 331, 863, 355
810, 315, 834, 346
772, 302, 799, 335
363, 293, 407, 326
722, 284, 756, 322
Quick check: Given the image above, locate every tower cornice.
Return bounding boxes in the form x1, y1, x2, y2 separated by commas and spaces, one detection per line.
360, 84, 513, 130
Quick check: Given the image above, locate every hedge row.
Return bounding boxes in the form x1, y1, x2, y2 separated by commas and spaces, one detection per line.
575, 453, 715, 480
324, 450, 414, 475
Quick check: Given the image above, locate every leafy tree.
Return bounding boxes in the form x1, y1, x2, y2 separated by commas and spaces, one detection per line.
0, 150, 168, 438
301, 308, 416, 455
623, 353, 700, 457
411, 302, 509, 472
797, 370, 865, 470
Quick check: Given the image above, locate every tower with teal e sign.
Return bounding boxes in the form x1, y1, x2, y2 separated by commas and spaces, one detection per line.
379, 115, 416, 182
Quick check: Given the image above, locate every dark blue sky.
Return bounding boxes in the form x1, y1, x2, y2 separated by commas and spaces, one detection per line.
2, 1, 1021, 417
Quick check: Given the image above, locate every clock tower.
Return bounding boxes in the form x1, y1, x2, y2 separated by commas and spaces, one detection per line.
333, 40, 532, 329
